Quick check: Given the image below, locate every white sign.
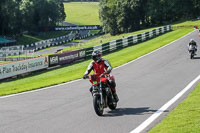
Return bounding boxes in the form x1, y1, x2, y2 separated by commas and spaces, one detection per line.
0, 57, 49, 80
55, 25, 101, 31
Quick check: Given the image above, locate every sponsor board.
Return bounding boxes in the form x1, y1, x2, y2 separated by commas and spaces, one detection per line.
59, 50, 85, 65
48, 55, 59, 66
55, 25, 101, 31
79, 50, 86, 58
48, 50, 86, 67
0, 57, 48, 80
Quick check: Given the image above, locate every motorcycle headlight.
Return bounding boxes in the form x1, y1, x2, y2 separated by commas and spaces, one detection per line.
92, 85, 99, 92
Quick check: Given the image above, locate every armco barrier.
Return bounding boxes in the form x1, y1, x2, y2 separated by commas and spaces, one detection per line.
51, 25, 171, 66
84, 25, 172, 59
0, 25, 171, 80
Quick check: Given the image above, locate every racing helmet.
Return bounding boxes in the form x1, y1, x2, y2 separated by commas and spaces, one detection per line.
92, 50, 102, 62
190, 39, 194, 43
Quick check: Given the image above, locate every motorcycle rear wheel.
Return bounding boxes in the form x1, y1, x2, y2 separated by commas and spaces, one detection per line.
190, 53, 194, 59
93, 96, 104, 116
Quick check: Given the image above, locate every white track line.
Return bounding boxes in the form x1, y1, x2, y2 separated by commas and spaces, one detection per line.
130, 74, 200, 133
0, 30, 196, 99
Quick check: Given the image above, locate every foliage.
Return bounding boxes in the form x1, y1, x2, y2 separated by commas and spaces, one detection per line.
99, 0, 200, 35
0, 0, 66, 36
64, 0, 99, 1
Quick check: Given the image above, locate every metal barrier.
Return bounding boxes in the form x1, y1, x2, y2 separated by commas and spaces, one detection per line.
0, 25, 172, 80
84, 25, 172, 59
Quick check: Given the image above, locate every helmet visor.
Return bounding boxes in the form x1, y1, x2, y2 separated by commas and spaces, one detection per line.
92, 56, 98, 61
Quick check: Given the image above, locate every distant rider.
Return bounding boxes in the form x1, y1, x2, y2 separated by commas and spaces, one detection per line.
188, 39, 197, 54
83, 50, 119, 102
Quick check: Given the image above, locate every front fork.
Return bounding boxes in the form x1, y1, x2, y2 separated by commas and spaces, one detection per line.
92, 85, 104, 105
99, 82, 104, 105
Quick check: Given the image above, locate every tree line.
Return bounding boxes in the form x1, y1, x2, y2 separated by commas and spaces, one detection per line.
99, 0, 200, 35
0, 0, 66, 36
64, 0, 99, 2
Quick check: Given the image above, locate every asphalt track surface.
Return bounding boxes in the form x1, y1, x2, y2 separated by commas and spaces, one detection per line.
1, 30, 200, 133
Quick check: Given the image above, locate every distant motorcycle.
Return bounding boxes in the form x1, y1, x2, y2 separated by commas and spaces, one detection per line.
85, 74, 117, 116
188, 45, 197, 59
189, 49, 195, 59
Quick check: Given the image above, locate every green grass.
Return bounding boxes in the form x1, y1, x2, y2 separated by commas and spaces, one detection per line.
16, 31, 70, 45
173, 20, 200, 27
172, 20, 200, 30
149, 83, 200, 133
64, 2, 100, 25
0, 28, 193, 96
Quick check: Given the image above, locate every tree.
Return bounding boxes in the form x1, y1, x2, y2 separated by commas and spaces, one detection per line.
0, 0, 66, 35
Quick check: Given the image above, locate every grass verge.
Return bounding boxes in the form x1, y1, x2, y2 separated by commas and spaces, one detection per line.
0, 28, 193, 96
16, 31, 70, 45
149, 82, 200, 133
172, 20, 200, 30
64, 2, 100, 25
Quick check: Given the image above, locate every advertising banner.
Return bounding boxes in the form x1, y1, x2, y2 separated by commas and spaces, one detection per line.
0, 57, 48, 80
58, 50, 86, 65
48, 55, 59, 67
55, 25, 102, 31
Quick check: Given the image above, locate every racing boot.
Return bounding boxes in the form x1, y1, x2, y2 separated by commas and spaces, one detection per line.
113, 92, 119, 102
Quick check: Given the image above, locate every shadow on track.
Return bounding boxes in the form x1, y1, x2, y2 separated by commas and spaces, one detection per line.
104, 107, 169, 117
192, 57, 200, 59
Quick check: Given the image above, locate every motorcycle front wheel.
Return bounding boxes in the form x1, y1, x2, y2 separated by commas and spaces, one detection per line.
93, 95, 104, 116
108, 101, 117, 110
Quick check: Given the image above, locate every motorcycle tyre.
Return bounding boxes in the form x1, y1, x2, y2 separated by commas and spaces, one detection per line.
190, 53, 194, 59
107, 93, 117, 110
108, 102, 117, 110
93, 95, 104, 116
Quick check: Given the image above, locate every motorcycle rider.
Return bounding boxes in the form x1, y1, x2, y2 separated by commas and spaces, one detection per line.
188, 39, 197, 54
83, 50, 119, 102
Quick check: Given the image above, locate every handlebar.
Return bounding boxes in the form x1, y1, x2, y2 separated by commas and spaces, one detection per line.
83, 74, 105, 80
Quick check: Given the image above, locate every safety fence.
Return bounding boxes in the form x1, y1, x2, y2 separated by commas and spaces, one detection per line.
84, 25, 172, 60
24, 32, 76, 51
0, 25, 171, 80
48, 25, 172, 67
24, 30, 98, 51
0, 30, 98, 59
